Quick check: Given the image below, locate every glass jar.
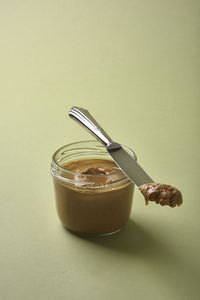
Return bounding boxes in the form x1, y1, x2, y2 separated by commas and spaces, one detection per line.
51, 140, 137, 236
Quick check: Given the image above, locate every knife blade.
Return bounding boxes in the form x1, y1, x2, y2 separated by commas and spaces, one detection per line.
69, 106, 154, 187
107, 143, 154, 186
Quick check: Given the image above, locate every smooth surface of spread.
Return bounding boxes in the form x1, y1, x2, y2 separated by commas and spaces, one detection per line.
62, 158, 124, 186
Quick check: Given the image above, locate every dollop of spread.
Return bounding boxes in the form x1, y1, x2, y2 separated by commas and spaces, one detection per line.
75, 166, 120, 186
62, 159, 124, 187
81, 167, 110, 175
139, 183, 183, 207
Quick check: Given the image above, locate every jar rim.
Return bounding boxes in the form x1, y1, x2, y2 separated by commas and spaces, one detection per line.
51, 140, 137, 185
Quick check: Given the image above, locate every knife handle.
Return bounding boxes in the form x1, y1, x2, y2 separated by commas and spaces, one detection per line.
69, 106, 113, 146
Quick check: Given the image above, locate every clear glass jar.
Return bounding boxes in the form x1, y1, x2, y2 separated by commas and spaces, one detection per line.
51, 140, 137, 236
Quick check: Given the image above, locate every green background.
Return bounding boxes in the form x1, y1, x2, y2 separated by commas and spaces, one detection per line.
0, 1, 199, 299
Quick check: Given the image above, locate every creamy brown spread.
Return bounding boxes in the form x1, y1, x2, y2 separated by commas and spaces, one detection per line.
63, 159, 123, 187
139, 183, 183, 207
53, 158, 134, 234
81, 167, 109, 175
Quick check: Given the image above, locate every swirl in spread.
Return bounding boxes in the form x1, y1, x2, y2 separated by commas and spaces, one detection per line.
63, 159, 124, 187
139, 183, 183, 207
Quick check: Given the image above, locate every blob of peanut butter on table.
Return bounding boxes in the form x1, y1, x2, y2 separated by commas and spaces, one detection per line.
139, 183, 183, 208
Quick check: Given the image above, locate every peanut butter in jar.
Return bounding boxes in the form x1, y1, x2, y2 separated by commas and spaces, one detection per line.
51, 141, 136, 236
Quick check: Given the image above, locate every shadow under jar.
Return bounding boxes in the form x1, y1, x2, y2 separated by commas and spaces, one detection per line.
51, 140, 137, 236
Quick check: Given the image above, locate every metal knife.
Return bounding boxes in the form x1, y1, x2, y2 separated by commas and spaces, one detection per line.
68, 106, 154, 187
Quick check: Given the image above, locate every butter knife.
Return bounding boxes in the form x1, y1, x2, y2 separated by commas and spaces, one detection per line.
68, 106, 154, 187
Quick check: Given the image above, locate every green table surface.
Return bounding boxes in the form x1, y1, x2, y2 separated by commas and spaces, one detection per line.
0, 1, 199, 299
